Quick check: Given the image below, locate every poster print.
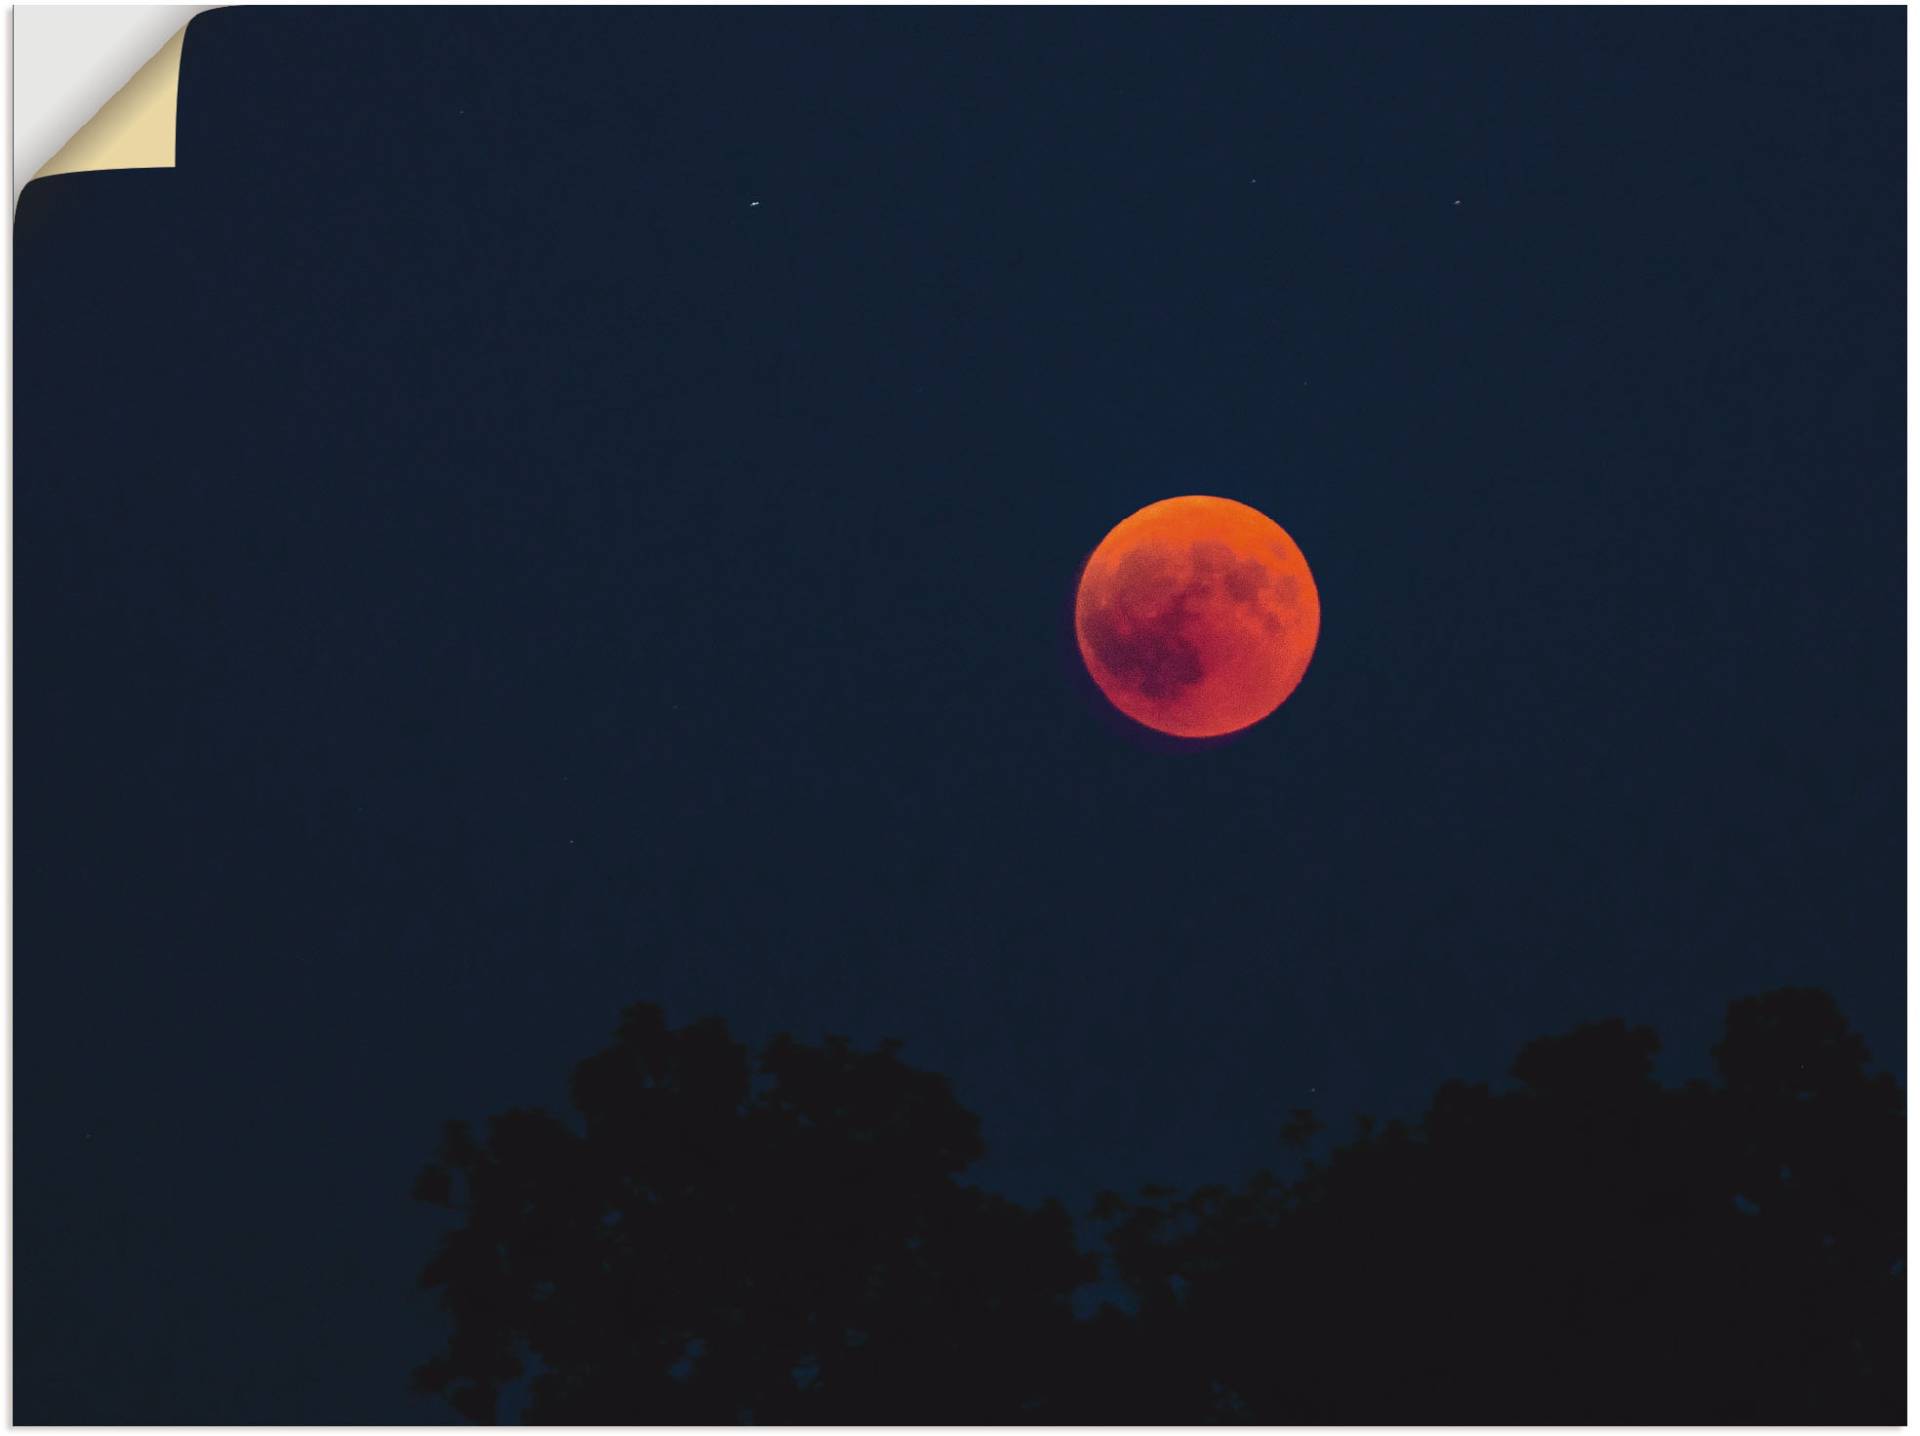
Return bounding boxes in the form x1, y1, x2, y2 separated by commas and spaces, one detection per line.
15, 7, 1904, 1423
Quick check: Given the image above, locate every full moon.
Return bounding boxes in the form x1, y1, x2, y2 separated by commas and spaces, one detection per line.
1074, 495, 1320, 739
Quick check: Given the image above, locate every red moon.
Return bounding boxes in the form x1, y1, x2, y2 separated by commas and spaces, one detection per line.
1074, 495, 1320, 739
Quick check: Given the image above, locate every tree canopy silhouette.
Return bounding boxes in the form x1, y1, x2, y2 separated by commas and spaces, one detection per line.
411, 1007, 1089, 1422
415, 988, 1902, 1423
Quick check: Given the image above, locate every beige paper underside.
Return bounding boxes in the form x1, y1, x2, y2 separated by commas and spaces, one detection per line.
34, 22, 189, 182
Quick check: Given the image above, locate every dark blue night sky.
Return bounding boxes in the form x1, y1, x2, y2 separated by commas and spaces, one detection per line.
16, 6, 1904, 1421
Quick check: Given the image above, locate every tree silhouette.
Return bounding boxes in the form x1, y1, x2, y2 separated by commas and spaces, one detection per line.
416, 988, 1902, 1423
1090, 988, 1904, 1423
411, 1006, 1090, 1423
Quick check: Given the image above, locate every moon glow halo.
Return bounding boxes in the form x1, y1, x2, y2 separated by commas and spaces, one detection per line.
1074, 495, 1320, 739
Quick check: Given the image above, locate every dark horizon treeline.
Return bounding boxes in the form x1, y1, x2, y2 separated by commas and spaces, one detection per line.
412, 986, 1903, 1424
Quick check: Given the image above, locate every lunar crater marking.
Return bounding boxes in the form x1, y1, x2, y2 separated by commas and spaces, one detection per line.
1077, 545, 1196, 697
1081, 538, 1296, 700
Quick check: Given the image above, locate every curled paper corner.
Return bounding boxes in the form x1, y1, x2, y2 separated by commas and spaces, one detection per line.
34, 23, 187, 181
24, 9, 213, 195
